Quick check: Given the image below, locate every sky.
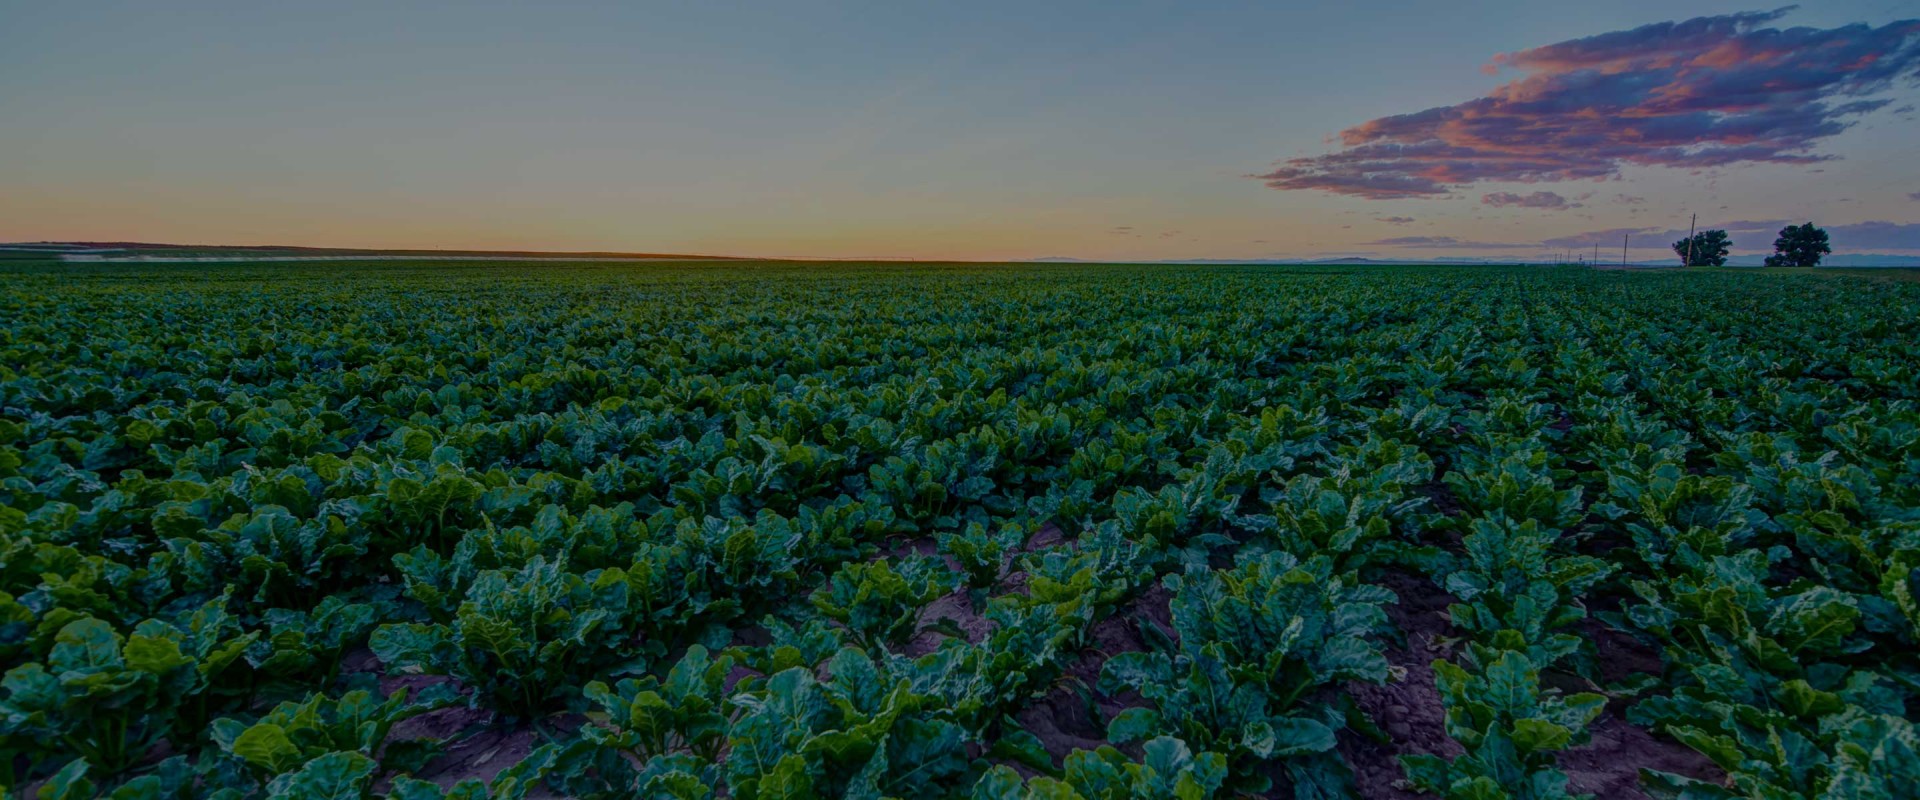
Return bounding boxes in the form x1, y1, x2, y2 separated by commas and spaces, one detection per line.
3, 1, 1918, 262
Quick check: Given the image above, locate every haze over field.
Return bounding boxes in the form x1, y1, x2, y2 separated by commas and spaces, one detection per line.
2, 1, 1918, 262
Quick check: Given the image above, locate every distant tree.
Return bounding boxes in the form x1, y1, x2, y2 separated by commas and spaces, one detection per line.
1768, 222, 1831, 267
1673, 230, 1731, 266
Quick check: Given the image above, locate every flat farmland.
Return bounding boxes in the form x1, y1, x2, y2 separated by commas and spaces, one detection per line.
3, 261, 1918, 799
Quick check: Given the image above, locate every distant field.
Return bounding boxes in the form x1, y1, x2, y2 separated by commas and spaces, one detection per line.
0, 242, 742, 262
1752, 266, 1920, 282
4, 260, 1918, 799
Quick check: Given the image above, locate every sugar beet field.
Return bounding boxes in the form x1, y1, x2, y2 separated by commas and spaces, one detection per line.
3, 260, 1919, 800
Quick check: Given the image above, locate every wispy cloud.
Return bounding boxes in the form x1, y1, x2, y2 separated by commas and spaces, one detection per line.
1482, 191, 1578, 210
1366, 235, 1535, 249
1377, 216, 1417, 224
1255, 9, 1920, 198
1909, 191, 1920, 201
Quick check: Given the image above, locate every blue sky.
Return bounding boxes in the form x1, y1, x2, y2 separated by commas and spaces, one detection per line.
2, 1, 1916, 260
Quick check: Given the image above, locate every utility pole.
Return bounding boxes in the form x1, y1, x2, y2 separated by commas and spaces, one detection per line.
1684, 213, 1697, 267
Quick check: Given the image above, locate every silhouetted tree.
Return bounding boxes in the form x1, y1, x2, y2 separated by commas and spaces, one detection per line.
1673, 230, 1731, 266
1766, 222, 1830, 267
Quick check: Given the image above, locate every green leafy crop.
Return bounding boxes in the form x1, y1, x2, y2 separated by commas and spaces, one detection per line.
1100, 552, 1391, 794
5, 260, 1919, 798
1401, 651, 1606, 800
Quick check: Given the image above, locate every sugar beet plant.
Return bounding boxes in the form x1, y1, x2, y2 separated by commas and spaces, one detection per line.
2, 259, 1919, 798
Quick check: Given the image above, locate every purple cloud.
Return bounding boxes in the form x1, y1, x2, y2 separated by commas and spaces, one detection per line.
1821, 221, 1920, 250
1377, 216, 1417, 224
1909, 191, 1920, 201
1255, 10, 1920, 198
1482, 191, 1578, 210
1367, 236, 1535, 249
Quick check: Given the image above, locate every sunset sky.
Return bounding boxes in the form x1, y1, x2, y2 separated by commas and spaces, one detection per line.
4, 1, 1918, 261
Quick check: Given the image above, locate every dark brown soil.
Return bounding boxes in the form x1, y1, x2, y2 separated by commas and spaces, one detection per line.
1075, 587, 1161, 717
358, 651, 570, 797
1129, 580, 1175, 641
1556, 616, 1724, 797
1418, 481, 1464, 518
1339, 568, 1724, 800
723, 664, 761, 693
1083, 610, 1146, 663
1014, 581, 1165, 764
1582, 616, 1666, 692
1414, 483, 1467, 548
1561, 715, 1725, 798
903, 588, 994, 657
1344, 569, 1463, 800
1015, 686, 1114, 762
399, 721, 555, 797
1024, 523, 1068, 552
729, 621, 772, 648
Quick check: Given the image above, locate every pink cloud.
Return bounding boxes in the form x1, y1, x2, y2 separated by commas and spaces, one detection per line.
1255, 10, 1920, 198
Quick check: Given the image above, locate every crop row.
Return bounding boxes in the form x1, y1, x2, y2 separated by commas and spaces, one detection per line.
2, 262, 1917, 798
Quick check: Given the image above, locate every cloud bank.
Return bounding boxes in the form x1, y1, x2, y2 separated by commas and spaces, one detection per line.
1366, 236, 1534, 249
1482, 191, 1578, 210
1255, 9, 1920, 198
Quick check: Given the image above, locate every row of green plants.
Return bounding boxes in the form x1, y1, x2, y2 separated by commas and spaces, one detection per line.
1397, 417, 1615, 799
2, 261, 1918, 798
